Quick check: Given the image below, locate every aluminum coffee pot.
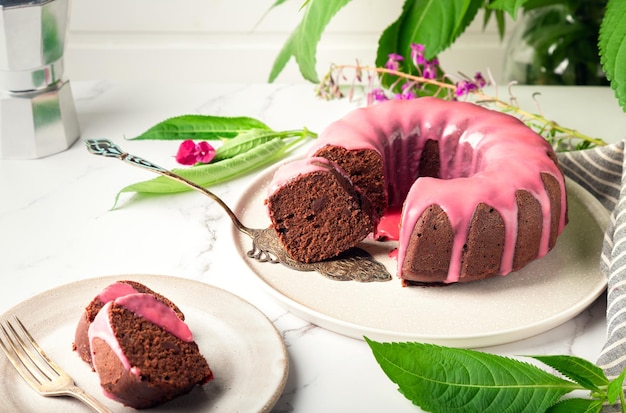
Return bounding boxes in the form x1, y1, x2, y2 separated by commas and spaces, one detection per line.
0, 0, 80, 159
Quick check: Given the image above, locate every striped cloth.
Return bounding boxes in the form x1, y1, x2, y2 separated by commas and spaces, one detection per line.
556, 142, 625, 395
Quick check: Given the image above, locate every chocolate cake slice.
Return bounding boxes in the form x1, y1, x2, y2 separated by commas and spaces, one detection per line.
73, 280, 184, 365
74, 281, 213, 409
266, 157, 377, 263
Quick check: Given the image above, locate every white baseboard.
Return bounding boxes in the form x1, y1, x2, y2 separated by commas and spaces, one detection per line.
65, 32, 508, 84
64, 0, 512, 84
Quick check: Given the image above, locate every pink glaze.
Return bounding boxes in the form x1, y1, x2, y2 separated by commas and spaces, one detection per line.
267, 156, 350, 196
270, 97, 567, 283
97, 282, 139, 303
115, 293, 192, 341
89, 301, 132, 370
375, 208, 402, 241
88, 293, 193, 373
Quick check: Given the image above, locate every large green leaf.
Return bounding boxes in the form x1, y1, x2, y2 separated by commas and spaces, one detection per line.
268, 0, 353, 83
130, 115, 270, 140
366, 338, 582, 413
117, 138, 287, 196
599, 0, 626, 111
376, 0, 483, 69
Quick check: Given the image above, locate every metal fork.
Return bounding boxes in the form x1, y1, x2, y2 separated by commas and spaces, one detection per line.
0, 316, 112, 412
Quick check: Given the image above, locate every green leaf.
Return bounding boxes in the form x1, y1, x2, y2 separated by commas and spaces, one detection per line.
213, 129, 281, 161
131, 115, 271, 140
375, 0, 483, 69
529, 355, 609, 392
269, 30, 301, 83
482, 4, 507, 40
599, 0, 626, 111
268, 0, 291, 8
268, 0, 353, 83
607, 368, 626, 404
488, 0, 529, 18
376, 9, 403, 66
115, 137, 288, 198
254, 0, 296, 34
365, 338, 582, 413
545, 398, 603, 413
521, 0, 567, 11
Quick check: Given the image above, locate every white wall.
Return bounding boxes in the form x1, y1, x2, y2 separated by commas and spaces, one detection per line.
65, 0, 514, 84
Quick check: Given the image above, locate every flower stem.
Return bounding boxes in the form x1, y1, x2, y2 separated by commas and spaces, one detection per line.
274, 128, 318, 140
319, 64, 607, 150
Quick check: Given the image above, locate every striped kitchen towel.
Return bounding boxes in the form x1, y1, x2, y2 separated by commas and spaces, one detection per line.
557, 141, 625, 404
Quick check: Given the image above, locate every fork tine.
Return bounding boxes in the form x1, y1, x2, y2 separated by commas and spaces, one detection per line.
0, 320, 45, 388
12, 316, 63, 378
0, 316, 114, 413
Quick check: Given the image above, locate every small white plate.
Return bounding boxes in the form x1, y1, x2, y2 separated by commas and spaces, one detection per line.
233, 166, 609, 348
0, 274, 288, 412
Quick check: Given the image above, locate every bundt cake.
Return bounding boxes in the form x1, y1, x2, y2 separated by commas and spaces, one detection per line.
73, 281, 213, 408
265, 97, 568, 285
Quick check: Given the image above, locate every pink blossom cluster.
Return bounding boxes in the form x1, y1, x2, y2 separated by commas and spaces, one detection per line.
175, 139, 216, 165
455, 72, 487, 97
371, 43, 487, 104
384, 44, 439, 80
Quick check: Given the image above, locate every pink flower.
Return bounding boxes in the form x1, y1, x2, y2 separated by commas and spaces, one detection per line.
368, 88, 389, 104
454, 73, 486, 97
396, 82, 416, 100
423, 60, 438, 79
175, 140, 216, 165
474, 72, 487, 88
385, 53, 404, 71
410, 43, 426, 66
455, 80, 478, 97
409, 44, 439, 79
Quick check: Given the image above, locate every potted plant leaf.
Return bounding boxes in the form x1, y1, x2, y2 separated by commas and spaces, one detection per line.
265, 0, 625, 111
503, 0, 609, 85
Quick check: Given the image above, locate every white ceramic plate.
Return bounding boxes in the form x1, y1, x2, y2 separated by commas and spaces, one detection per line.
0, 274, 288, 412
233, 166, 609, 348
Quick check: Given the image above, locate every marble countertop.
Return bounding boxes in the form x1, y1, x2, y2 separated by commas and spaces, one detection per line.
1, 81, 625, 412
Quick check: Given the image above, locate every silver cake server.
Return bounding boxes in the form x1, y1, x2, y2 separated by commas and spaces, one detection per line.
84, 139, 391, 282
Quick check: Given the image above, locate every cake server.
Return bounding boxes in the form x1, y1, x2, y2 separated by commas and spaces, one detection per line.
84, 138, 391, 282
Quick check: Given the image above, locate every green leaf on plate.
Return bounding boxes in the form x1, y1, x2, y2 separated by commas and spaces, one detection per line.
130, 115, 271, 140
